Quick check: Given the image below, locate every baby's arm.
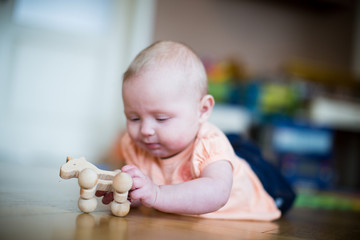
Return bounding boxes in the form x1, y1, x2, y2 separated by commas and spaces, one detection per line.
122, 160, 233, 215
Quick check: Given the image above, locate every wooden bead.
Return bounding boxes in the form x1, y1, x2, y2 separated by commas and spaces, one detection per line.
78, 168, 98, 189
113, 191, 128, 203
80, 187, 96, 199
112, 172, 132, 193
78, 197, 97, 213
111, 200, 130, 217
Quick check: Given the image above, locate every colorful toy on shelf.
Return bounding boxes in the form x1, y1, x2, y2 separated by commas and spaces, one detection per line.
203, 58, 246, 103
60, 156, 133, 217
259, 82, 299, 117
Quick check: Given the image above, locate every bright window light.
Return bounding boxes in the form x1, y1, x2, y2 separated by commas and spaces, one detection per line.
13, 0, 110, 34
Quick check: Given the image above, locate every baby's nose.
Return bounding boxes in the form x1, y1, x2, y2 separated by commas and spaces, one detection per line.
140, 122, 155, 136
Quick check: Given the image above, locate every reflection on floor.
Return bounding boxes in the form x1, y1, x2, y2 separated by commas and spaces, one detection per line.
0, 162, 359, 240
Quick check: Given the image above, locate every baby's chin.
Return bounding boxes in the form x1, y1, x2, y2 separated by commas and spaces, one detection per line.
140, 146, 172, 159
151, 151, 175, 159
148, 148, 182, 159
135, 141, 184, 159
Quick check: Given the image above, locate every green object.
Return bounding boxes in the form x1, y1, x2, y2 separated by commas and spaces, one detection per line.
295, 192, 360, 211
208, 81, 230, 103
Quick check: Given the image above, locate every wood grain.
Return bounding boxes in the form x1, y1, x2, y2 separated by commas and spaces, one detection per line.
0, 161, 359, 240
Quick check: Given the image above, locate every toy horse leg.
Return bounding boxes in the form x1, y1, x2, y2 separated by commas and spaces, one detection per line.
77, 168, 98, 213
111, 172, 133, 217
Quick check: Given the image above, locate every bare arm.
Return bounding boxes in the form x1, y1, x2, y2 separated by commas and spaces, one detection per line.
122, 160, 233, 215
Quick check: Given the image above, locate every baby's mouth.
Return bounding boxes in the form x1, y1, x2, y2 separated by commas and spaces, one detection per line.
144, 142, 161, 150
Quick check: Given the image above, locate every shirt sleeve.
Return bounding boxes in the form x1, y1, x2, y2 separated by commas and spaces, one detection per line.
191, 124, 237, 177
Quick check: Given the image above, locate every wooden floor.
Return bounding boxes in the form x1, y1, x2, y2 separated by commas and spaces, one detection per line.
0, 161, 359, 240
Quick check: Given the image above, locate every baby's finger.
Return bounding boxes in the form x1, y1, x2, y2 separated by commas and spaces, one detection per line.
129, 189, 141, 201
122, 165, 145, 179
121, 165, 137, 172
102, 192, 114, 205
131, 176, 146, 190
95, 190, 107, 197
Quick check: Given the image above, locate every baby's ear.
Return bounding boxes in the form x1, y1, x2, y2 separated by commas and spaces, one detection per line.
199, 94, 215, 123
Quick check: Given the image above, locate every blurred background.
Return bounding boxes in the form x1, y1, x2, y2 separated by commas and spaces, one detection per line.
0, 0, 359, 209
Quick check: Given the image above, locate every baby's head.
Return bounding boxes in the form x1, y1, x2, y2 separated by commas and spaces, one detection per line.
123, 41, 208, 100
122, 41, 214, 159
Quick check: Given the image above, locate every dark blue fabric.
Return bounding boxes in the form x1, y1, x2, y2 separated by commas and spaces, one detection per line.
227, 134, 296, 215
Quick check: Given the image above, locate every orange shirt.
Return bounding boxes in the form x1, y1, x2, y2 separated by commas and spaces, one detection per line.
115, 122, 281, 221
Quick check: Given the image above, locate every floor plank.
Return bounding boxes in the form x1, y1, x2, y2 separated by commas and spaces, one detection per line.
0, 161, 359, 240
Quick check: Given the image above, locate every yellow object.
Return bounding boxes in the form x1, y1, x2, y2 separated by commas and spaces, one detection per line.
284, 60, 358, 87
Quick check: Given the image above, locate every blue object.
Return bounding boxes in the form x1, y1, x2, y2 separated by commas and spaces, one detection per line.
271, 121, 334, 190
226, 133, 296, 215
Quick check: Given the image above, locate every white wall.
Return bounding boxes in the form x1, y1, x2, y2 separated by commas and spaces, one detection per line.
0, 0, 157, 166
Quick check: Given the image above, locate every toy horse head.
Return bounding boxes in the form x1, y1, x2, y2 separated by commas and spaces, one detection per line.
60, 156, 97, 179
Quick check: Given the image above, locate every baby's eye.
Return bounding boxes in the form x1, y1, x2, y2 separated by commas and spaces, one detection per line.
156, 117, 169, 122
128, 117, 140, 122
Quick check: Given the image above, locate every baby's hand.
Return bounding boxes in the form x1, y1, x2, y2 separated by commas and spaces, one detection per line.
121, 165, 159, 208
95, 190, 141, 207
95, 190, 114, 204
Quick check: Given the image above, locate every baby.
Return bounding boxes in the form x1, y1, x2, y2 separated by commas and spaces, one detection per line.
97, 41, 281, 221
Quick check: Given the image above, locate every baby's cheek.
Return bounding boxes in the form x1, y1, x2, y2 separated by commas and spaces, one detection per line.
165, 134, 186, 146
159, 125, 194, 149
127, 126, 139, 141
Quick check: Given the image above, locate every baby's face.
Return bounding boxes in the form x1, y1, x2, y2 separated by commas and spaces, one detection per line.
122, 67, 202, 159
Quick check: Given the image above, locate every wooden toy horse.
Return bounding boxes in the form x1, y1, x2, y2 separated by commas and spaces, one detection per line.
60, 156, 132, 217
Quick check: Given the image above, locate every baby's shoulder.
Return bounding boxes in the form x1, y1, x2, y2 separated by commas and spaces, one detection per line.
195, 122, 234, 154
197, 122, 229, 142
